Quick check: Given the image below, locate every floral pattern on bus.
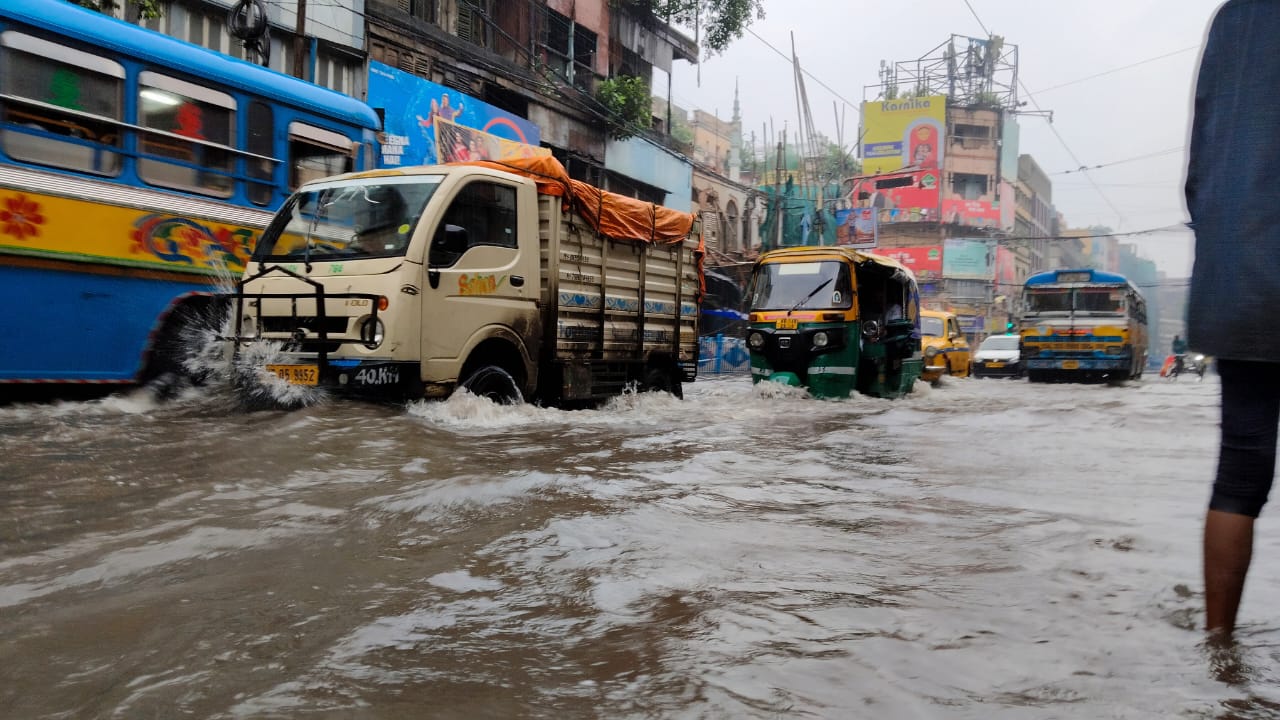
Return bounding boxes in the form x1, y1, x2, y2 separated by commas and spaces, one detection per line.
0, 193, 46, 241
129, 214, 257, 272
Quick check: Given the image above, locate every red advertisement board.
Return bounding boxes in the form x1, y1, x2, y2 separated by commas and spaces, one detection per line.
847, 169, 942, 224
942, 198, 1003, 228
879, 245, 943, 280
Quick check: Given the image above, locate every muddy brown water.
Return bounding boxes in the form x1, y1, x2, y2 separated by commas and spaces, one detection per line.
1, 373, 1277, 718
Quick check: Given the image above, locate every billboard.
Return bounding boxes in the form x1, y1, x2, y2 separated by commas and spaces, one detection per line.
860, 95, 947, 175
435, 117, 550, 163
942, 197, 1003, 228
367, 61, 545, 167
834, 207, 878, 248
847, 168, 942, 224
943, 238, 995, 280
994, 245, 1018, 288
879, 245, 943, 280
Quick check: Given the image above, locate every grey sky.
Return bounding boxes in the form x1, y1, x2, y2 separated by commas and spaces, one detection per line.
662, 0, 1219, 277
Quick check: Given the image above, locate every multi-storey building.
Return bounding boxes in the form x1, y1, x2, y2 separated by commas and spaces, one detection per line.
124, 0, 700, 208
365, 0, 699, 206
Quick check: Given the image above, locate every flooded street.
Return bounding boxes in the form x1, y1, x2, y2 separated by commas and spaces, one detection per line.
2, 373, 1278, 718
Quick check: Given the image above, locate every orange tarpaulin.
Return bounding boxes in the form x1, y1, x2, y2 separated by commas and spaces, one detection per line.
450, 156, 697, 246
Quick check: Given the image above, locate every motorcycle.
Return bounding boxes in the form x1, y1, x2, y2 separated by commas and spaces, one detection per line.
1165, 352, 1208, 380
1185, 353, 1208, 379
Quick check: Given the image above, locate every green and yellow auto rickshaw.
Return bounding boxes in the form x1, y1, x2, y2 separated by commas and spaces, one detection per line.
744, 246, 923, 399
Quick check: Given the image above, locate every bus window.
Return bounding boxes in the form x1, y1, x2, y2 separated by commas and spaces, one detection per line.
1076, 288, 1124, 314
288, 122, 352, 189
1027, 289, 1070, 312
137, 71, 236, 197
246, 101, 275, 205
0, 31, 123, 176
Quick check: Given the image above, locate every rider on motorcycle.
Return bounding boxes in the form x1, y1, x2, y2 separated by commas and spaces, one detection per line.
1172, 334, 1189, 376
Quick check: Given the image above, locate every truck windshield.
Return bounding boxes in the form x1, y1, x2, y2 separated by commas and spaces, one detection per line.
253, 176, 443, 261
748, 261, 853, 311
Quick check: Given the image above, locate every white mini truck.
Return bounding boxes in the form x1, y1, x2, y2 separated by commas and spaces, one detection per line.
227, 158, 702, 404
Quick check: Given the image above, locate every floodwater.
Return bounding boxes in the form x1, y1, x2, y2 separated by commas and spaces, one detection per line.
1, 369, 1278, 719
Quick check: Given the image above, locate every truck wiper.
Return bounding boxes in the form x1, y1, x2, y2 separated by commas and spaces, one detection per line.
788, 278, 833, 315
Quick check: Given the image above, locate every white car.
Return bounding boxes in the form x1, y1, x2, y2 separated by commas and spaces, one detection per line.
971, 334, 1024, 378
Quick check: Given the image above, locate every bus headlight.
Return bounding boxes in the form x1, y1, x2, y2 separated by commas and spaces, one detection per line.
361, 317, 385, 349
748, 331, 766, 350
812, 331, 829, 348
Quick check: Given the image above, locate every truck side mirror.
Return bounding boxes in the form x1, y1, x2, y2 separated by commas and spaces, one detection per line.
429, 223, 468, 266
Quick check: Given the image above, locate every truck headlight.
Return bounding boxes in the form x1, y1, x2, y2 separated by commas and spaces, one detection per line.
812, 331, 829, 348
238, 314, 259, 343
361, 317, 385, 349
748, 331, 766, 350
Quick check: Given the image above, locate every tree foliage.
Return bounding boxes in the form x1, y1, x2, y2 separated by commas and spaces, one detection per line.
620, 0, 765, 55
596, 75, 653, 141
71, 0, 164, 19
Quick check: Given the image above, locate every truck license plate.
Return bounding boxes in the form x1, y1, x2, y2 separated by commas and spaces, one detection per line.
775, 317, 798, 330
1061, 360, 1080, 370
267, 364, 319, 385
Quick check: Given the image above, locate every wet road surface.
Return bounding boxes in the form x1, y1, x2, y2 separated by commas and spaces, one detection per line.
1, 373, 1278, 718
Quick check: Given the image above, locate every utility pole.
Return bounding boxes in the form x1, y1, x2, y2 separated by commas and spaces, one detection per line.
292, 0, 308, 79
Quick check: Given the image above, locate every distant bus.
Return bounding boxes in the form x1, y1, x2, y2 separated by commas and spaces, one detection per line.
0, 0, 380, 387
1019, 268, 1148, 382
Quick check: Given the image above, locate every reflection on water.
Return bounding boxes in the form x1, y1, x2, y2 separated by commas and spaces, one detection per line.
0, 374, 1276, 718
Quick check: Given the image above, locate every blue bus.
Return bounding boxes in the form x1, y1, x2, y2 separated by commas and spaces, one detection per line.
0, 0, 380, 390
1019, 268, 1149, 382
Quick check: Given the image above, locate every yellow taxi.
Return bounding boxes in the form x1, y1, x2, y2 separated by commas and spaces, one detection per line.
919, 309, 971, 384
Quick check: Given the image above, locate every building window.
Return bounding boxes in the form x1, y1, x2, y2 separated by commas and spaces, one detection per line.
397, 0, 436, 23
954, 123, 989, 139
543, 9, 597, 91
457, 0, 491, 49
952, 173, 987, 201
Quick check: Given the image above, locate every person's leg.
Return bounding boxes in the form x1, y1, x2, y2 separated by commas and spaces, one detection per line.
1205, 359, 1280, 636
1204, 509, 1255, 635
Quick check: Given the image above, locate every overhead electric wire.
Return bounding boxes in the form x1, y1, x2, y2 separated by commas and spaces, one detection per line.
962, 0, 1128, 228
744, 27, 860, 115
1051, 146, 1187, 175
1027, 45, 1200, 95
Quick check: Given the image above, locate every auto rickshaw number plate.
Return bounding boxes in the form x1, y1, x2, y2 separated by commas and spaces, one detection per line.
267, 364, 319, 385
775, 318, 799, 330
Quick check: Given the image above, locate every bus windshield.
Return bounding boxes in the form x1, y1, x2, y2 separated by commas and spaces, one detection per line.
1026, 287, 1124, 315
748, 260, 853, 312
254, 176, 442, 261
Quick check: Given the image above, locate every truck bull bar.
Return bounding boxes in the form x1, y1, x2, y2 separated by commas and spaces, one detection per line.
222, 264, 383, 368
